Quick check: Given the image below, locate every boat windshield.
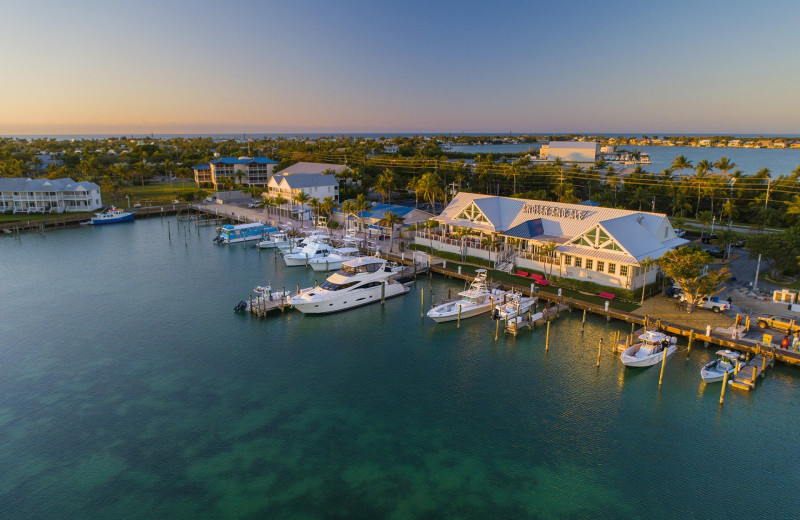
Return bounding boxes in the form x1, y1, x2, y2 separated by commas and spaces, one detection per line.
340, 262, 382, 276
319, 280, 359, 291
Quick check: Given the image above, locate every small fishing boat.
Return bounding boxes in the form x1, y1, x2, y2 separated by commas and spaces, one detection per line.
620, 330, 678, 368
90, 207, 134, 225
257, 231, 291, 249
491, 291, 537, 320
427, 269, 507, 323
700, 350, 745, 383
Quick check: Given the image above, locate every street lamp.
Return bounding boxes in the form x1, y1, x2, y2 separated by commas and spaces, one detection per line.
710, 215, 716, 234
125, 195, 130, 209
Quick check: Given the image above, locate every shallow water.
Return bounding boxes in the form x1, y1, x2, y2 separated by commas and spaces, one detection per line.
1, 218, 798, 519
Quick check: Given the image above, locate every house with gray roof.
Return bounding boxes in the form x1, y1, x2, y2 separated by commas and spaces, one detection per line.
417, 192, 688, 291
0, 177, 102, 214
267, 172, 340, 205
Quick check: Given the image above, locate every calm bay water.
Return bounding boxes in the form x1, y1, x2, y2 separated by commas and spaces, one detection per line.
1, 217, 799, 519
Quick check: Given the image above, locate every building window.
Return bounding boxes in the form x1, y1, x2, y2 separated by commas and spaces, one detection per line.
608, 263, 616, 275
596, 261, 604, 272
586, 259, 593, 270
620, 265, 629, 277
563, 255, 572, 266
574, 257, 582, 268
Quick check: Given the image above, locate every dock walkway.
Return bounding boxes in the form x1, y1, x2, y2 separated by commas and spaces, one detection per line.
730, 354, 775, 391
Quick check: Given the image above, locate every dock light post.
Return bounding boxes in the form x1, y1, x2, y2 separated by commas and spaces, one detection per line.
752, 254, 762, 294
125, 195, 130, 209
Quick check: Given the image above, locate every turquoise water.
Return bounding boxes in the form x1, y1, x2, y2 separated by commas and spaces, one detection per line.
1, 217, 799, 519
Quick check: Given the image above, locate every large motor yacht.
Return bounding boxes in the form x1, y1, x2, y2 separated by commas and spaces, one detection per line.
289, 257, 409, 313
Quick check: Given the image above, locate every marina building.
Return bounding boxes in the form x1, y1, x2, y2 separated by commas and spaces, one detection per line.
192, 156, 279, 189
539, 141, 597, 163
0, 177, 102, 214
416, 193, 688, 291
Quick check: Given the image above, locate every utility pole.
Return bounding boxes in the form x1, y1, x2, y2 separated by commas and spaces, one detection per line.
765, 178, 771, 209
752, 253, 762, 294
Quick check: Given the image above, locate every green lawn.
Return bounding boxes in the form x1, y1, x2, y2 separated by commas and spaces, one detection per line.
103, 182, 200, 206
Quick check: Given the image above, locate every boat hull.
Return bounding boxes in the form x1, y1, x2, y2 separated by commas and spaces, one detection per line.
284, 254, 330, 267
700, 360, 734, 383
291, 283, 408, 314
621, 345, 677, 367
309, 258, 347, 271
428, 301, 493, 323
91, 213, 134, 225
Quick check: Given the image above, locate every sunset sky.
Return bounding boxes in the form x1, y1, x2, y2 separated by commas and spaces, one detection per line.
2, 0, 799, 135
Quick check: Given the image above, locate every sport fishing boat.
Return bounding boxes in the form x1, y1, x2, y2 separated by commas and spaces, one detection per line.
620, 330, 678, 368
90, 207, 134, 225
289, 256, 409, 314
700, 350, 745, 383
308, 246, 360, 271
427, 269, 506, 323
283, 240, 335, 266
491, 291, 537, 320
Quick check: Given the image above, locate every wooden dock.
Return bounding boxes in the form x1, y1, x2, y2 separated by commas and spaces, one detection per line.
504, 304, 568, 336
247, 292, 295, 317
730, 354, 774, 391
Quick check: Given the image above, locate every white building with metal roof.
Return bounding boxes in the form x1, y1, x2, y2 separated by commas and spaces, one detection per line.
416, 192, 688, 291
0, 177, 102, 214
539, 141, 597, 163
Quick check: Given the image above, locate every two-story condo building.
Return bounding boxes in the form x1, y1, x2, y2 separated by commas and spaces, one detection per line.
192, 156, 279, 189
416, 193, 688, 291
0, 177, 102, 214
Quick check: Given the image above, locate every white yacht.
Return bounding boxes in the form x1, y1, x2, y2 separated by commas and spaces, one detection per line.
290, 256, 409, 314
700, 350, 744, 383
620, 330, 678, 368
283, 240, 335, 266
427, 269, 505, 323
492, 291, 537, 320
308, 246, 360, 271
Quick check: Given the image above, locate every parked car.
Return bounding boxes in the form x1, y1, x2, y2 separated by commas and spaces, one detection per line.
664, 286, 683, 298
247, 202, 259, 208
679, 294, 731, 312
757, 314, 800, 333
734, 238, 747, 248
706, 247, 724, 258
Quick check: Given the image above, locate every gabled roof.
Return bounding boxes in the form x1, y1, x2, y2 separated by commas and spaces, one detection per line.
597, 215, 688, 262
276, 173, 338, 189
0, 177, 99, 192
278, 162, 348, 175
503, 219, 544, 239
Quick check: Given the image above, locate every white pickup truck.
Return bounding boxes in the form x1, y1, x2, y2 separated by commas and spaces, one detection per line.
679, 294, 731, 313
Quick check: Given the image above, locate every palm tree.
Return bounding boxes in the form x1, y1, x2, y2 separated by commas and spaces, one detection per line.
293, 191, 312, 228
341, 200, 356, 234
692, 159, 713, 215
374, 168, 397, 204
504, 163, 521, 195
720, 199, 737, 229
320, 196, 336, 225
273, 195, 288, 222
377, 211, 405, 252
697, 210, 712, 236
605, 169, 620, 207
539, 240, 558, 281
416, 172, 444, 213
353, 193, 370, 239
713, 157, 736, 177
233, 169, 248, 188
639, 257, 656, 304
308, 197, 321, 226
407, 176, 419, 209
671, 155, 694, 178
480, 234, 499, 267
258, 195, 276, 220
785, 195, 800, 226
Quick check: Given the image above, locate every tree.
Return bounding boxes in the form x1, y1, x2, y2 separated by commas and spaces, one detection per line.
341, 200, 356, 234
658, 247, 730, 313
353, 193, 370, 239
639, 257, 656, 304
374, 168, 397, 204
377, 211, 405, 252
258, 195, 276, 220
747, 228, 800, 278
415, 172, 444, 213
716, 228, 739, 260
293, 191, 312, 228
539, 240, 558, 281
713, 157, 736, 177
692, 159, 713, 214
671, 155, 694, 178
273, 195, 288, 222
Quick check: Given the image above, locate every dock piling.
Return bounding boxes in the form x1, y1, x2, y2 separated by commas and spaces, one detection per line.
658, 347, 668, 386
545, 321, 550, 352
582, 308, 586, 330
381, 281, 385, 305
495, 317, 500, 341
421, 288, 424, 318
457, 304, 461, 328
596, 338, 603, 367
687, 330, 694, 358
720, 371, 729, 405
